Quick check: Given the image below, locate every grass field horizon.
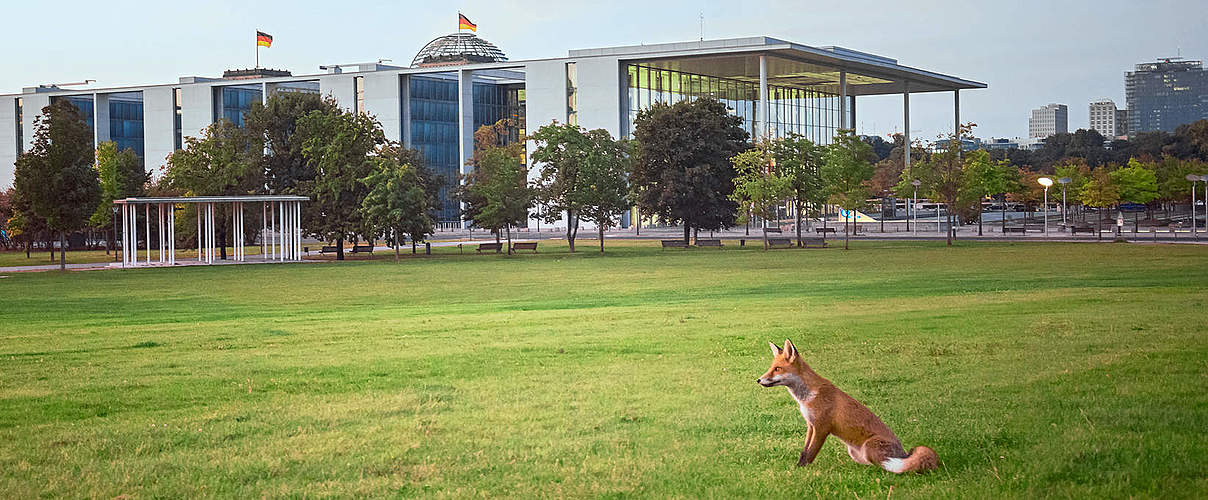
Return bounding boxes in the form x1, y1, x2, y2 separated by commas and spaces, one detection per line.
1, 241, 1205, 497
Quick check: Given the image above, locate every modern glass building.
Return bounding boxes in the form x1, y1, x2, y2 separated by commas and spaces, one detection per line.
1, 35, 984, 227
1125, 58, 1208, 135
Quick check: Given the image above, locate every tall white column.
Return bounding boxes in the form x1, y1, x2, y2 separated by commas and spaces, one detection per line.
158, 204, 164, 263
131, 204, 138, 266
758, 55, 768, 140
903, 81, 911, 174
168, 205, 175, 265
197, 205, 202, 263
839, 70, 848, 130
144, 204, 150, 263
120, 204, 128, 266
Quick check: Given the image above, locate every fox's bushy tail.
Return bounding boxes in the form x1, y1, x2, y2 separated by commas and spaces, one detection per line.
882, 446, 939, 474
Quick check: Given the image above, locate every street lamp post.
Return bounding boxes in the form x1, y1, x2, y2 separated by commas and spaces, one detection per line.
1038, 177, 1053, 236
1188, 173, 1199, 239
1057, 177, 1071, 228
911, 179, 920, 235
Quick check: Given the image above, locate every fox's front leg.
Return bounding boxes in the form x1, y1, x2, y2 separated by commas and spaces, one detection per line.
797, 424, 828, 467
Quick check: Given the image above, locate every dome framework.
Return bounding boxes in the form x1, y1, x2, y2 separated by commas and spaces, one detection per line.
411, 33, 508, 67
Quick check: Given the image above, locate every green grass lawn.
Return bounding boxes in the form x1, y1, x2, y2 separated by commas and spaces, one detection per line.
1, 241, 1205, 498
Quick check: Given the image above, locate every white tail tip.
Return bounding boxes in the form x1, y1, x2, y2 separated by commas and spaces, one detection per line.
882, 457, 907, 474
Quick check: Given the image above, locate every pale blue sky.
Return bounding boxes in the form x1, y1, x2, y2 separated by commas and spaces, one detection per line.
3, 0, 1205, 141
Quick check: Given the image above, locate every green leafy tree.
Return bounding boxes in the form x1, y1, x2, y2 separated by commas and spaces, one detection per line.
246, 93, 340, 194
1053, 160, 1090, 221
1079, 166, 1121, 230
361, 159, 433, 262
960, 149, 1010, 236
382, 143, 444, 228
90, 141, 147, 252
164, 119, 263, 259
531, 122, 630, 253
771, 133, 824, 246
1111, 159, 1159, 205
530, 122, 592, 252
576, 130, 630, 253
630, 98, 748, 244
820, 130, 875, 250
909, 125, 978, 245
731, 145, 793, 249
460, 138, 533, 254
13, 100, 101, 271
296, 107, 385, 260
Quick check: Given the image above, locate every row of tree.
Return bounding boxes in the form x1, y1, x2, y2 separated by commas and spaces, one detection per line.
7, 93, 1207, 268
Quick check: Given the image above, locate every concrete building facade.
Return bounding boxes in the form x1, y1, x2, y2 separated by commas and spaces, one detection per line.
1029, 103, 1068, 139
1088, 99, 1125, 139
2, 35, 984, 227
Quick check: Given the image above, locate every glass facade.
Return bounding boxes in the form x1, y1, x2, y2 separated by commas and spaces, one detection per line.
354, 76, 365, 114
58, 96, 95, 134
14, 98, 21, 154
409, 75, 525, 223
173, 88, 183, 150
215, 85, 262, 127
566, 62, 578, 126
409, 75, 461, 221
109, 93, 144, 161
623, 63, 843, 144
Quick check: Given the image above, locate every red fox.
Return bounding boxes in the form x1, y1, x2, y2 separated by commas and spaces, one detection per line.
757, 339, 938, 473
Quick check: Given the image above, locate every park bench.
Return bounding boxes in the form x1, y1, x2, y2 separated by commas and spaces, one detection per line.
351, 244, 374, 254
762, 227, 783, 234
801, 237, 828, 249
766, 237, 794, 248
477, 242, 503, 253
319, 245, 341, 254
1070, 226, 1095, 235
660, 239, 688, 249
815, 227, 837, 235
510, 241, 538, 253
696, 239, 723, 248
1003, 226, 1027, 234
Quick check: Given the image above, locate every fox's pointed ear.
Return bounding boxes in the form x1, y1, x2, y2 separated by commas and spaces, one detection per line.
784, 339, 799, 361
769, 341, 782, 357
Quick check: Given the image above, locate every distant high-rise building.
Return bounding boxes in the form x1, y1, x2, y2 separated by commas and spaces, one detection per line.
1029, 103, 1068, 139
1114, 108, 1129, 137
1125, 58, 1208, 135
1088, 99, 1118, 139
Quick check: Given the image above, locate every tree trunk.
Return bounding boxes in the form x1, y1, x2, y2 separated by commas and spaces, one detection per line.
683, 224, 691, 245
219, 205, 228, 260
947, 212, 953, 246
566, 210, 576, 252
795, 199, 803, 247
59, 231, 66, 271
336, 236, 345, 261
1001, 201, 1007, 234
978, 203, 983, 236
394, 234, 400, 263
844, 213, 850, 250
505, 225, 512, 255
599, 225, 605, 253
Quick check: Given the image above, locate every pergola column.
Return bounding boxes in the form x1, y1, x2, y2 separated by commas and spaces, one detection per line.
458, 69, 475, 228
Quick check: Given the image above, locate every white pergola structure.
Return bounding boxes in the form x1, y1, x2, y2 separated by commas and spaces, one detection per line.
114, 195, 308, 268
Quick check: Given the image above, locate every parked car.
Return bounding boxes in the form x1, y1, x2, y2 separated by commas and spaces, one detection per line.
1120, 203, 1146, 212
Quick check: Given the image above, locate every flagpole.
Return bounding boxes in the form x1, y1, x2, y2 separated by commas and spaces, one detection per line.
255, 29, 260, 69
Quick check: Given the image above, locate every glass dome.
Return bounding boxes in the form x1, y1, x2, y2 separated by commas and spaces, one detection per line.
411, 33, 508, 67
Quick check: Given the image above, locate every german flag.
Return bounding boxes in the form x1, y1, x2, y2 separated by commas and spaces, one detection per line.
256, 31, 273, 48
458, 13, 477, 32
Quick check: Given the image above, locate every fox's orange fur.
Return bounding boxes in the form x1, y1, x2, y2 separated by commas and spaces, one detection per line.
757, 339, 938, 473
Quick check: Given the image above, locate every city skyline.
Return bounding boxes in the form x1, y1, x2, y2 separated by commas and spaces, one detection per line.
1, 0, 1205, 142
